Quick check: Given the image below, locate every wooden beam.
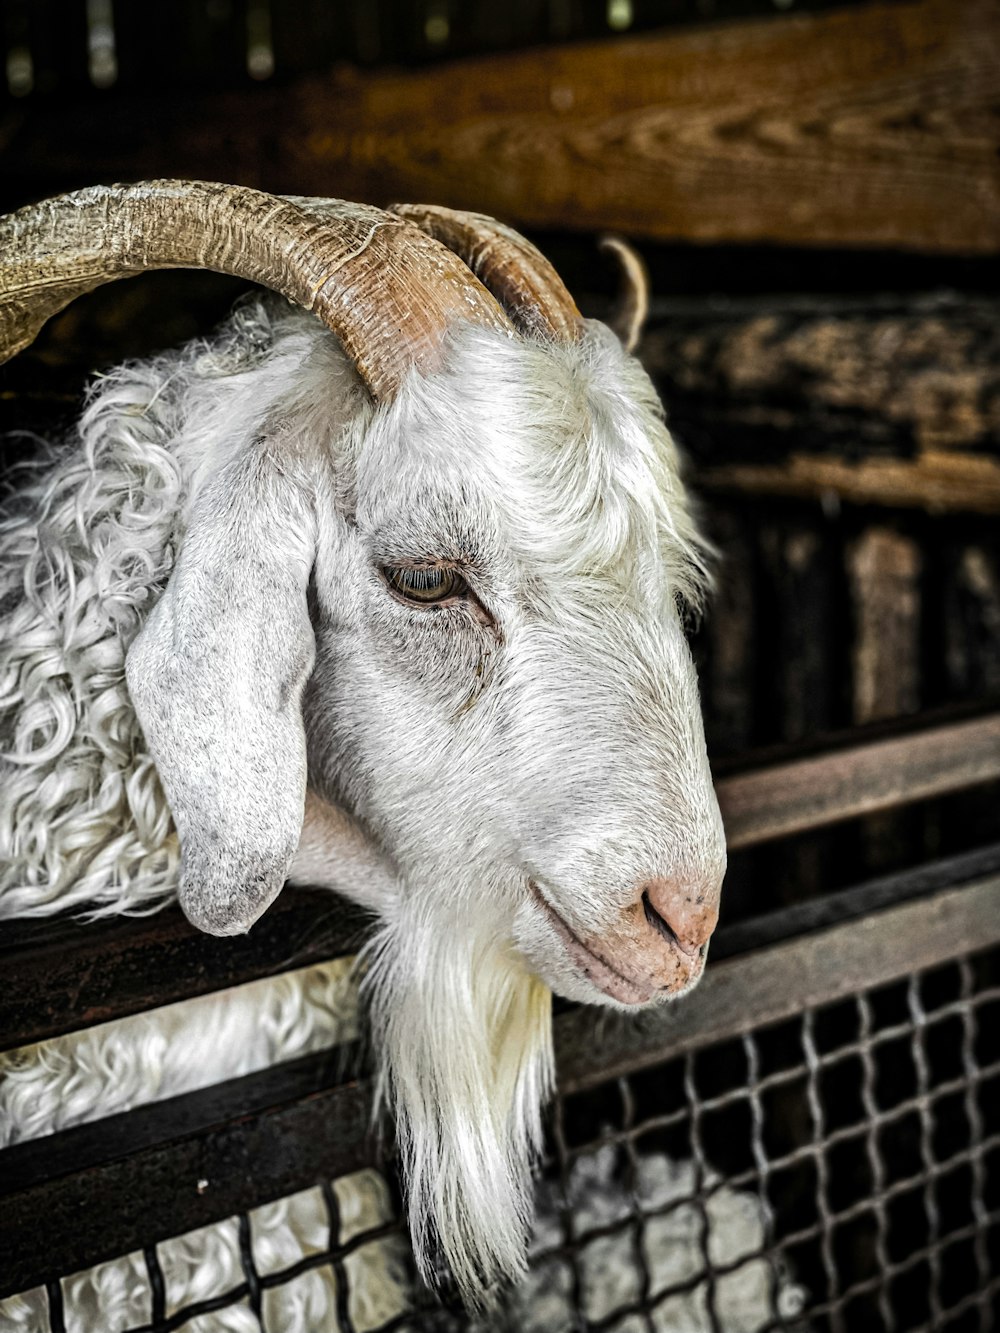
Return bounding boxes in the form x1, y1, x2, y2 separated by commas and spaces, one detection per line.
2, 709, 998, 1055
1, 0, 997, 252
640, 293, 1000, 513
697, 450, 1000, 514
0, 1052, 380, 1302
0, 889, 372, 1055
848, 529, 922, 725
716, 712, 1000, 850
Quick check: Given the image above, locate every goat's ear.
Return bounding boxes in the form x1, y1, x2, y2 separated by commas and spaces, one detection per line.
126, 445, 316, 936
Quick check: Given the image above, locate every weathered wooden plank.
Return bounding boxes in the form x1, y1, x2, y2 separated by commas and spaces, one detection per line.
2, 710, 998, 1056
641, 294, 1000, 512
846, 527, 924, 869
0, 889, 373, 1055
0, 1052, 379, 1301
1, 0, 996, 252
716, 712, 1000, 850
698, 450, 1000, 515
848, 528, 922, 725
556, 868, 1000, 1093
644, 296, 1000, 457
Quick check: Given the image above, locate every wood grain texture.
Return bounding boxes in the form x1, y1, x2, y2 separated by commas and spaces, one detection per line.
1, 0, 997, 251
557, 869, 1000, 1093
848, 528, 922, 724
3, 708, 997, 1054
847, 527, 924, 870
311, 0, 998, 252
698, 449, 1000, 513
716, 712, 1000, 849
641, 294, 1000, 512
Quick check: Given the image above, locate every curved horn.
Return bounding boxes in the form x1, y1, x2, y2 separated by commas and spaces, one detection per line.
390, 203, 582, 343
0, 181, 513, 399
599, 234, 649, 354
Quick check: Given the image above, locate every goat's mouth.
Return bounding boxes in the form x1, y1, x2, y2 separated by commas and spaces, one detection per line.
528, 881, 704, 1006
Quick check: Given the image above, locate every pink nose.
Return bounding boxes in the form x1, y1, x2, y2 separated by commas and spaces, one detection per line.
639, 877, 720, 958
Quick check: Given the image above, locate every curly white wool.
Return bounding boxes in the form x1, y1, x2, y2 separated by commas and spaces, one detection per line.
0, 367, 180, 918
0, 299, 351, 920
506, 1146, 807, 1332
0, 957, 359, 1147
0, 957, 417, 1333
0, 1171, 410, 1333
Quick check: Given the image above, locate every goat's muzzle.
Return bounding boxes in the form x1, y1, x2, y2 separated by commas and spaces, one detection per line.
531, 871, 721, 1006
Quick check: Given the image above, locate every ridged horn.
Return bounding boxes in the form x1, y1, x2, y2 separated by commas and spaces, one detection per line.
390, 203, 582, 343
599, 234, 649, 354
0, 180, 514, 400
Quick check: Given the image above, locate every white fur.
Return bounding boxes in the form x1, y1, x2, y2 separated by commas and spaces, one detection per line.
0, 958, 359, 1147
0, 293, 725, 1308
502, 1146, 807, 1331
0, 1169, 411, 1333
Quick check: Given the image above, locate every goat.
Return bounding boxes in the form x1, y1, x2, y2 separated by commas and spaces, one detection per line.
0, 181, 727, 1312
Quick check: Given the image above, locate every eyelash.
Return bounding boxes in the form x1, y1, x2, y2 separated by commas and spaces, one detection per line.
379, 563, 497, 631
380, 564, 468, 606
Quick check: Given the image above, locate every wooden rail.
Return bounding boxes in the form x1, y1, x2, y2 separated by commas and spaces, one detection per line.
717, 712, 1000, 850
1, 0, 996, 253
2, 707, 997, 1055
641, 293, 1000, 516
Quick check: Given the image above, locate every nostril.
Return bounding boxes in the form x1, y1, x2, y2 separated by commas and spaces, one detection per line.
641, 891, 701, 958
640, 877, 719, 958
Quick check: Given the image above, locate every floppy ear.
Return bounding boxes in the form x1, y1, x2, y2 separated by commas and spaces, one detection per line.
126, 444, 316, 936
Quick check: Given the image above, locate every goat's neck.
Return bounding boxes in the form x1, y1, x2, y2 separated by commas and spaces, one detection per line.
290, 790, 400, 912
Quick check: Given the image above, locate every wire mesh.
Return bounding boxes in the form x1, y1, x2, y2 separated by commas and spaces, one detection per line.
27, 941, 1000, 1333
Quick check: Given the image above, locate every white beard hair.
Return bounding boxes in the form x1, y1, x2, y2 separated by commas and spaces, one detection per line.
361, 901, 555, 1305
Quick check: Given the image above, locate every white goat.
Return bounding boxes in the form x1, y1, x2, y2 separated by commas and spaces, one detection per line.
0, 182, 726, 1316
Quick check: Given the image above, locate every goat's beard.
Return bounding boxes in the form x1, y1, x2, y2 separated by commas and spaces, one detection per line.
360, 897, 554, 1305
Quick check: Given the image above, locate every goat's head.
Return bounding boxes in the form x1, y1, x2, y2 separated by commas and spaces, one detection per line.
307, 317, 725, 1010
2, 181, 726, 1298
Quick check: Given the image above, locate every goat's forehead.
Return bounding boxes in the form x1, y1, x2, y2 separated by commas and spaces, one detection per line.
354, 326, 678, 576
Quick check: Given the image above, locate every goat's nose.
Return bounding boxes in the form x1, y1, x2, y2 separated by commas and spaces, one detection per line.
639, 877, 719, 958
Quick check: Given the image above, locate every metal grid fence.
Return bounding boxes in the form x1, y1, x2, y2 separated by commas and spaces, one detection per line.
527, 949, 999, 1333
28, 938, 999, 1333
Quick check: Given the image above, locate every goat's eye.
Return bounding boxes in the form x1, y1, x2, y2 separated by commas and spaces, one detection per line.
382, 564, 466, 606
